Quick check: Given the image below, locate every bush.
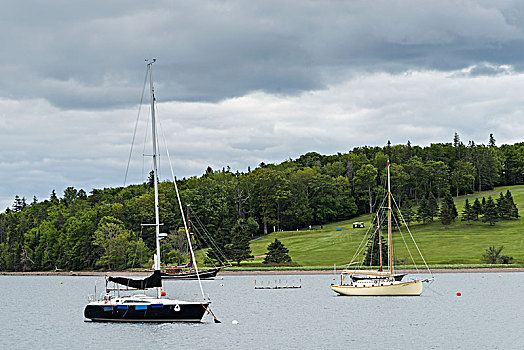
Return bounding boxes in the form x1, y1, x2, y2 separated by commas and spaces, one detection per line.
482, 245, 513, 264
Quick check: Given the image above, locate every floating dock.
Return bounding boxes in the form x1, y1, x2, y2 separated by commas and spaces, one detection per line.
254, 278, 302, 289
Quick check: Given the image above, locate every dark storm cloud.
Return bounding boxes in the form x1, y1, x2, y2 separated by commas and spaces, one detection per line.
2, 0, 524, 209
1, 0, 524, 109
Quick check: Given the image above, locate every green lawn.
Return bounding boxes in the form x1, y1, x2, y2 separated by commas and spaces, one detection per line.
247, 185, 524, 267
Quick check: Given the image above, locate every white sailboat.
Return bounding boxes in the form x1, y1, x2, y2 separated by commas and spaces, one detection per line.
84, 60, 214, 322
331, 161, 433, 296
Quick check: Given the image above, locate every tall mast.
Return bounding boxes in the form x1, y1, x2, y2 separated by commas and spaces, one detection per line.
377, 213, 383, 271
150, 62, 206, 300
148, 60, 162, 277
387, 160, 393, 276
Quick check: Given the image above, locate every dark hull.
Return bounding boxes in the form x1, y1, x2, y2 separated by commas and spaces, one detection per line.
84, 302, 209, 322
161, 268, 220, 280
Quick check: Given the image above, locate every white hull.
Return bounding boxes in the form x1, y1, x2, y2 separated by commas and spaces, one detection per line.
331, 280, 423, 296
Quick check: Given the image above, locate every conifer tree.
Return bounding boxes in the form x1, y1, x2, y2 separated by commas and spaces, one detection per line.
427, 192, 439, 221
147, 170, 156, 188
226, 219, 253, 266
12, 195, 24, 212
472, 198, 482, 220
50, 189, 58, 202
400, 199, 414, 226
482, 197, 498, 226
453, 132, 461, 147
77, 189, 87, 200
496, 193, 507, 219
263, 238, 292, 264
461, 199, 474, 224
444, 191, 458, 220
505, 190, 519, 219
489, 133, 496, 148
439, 201, 453, 226
417, 197, 431, 224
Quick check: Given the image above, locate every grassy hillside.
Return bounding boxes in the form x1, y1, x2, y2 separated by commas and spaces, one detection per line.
247, 185, 524, 267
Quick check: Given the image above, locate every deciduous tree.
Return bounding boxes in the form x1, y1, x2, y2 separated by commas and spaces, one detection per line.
354, 164, 378, 214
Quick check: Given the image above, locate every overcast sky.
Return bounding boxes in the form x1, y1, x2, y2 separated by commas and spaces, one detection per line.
1, 0, 524, 210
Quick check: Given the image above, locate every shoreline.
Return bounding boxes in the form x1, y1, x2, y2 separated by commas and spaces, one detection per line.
1, 267, 523, 276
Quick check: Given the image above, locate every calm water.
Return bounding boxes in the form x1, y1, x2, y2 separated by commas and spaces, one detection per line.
1, 273, 523, 349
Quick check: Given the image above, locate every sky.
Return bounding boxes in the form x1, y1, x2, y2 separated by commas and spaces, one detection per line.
1, 0, 524, 210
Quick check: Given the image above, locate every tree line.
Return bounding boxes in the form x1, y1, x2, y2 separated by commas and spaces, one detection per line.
1, 134, 523, 271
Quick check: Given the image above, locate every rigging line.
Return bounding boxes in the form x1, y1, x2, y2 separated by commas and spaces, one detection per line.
131, 224, 145, 268
349, 222, 372, 266
141, 106, 151, 184
189, 213, 231, 266
361, 228, 380, 269
157, 113, 206, 300
350, 212, 376, 265
391, 211, 418, 271
391, 195, 432, 277
189, 226, 227, 269
368, 228, 377, 267
351, 194, 387, 266
351, 214, 378, 268
154, 102, 162, 180
391, 206, 419, 273
189, 208, 231, 265
124, 67, 149, 187
191, 225, 227, 266
424, 282, 443, 296
371, 176, 386, 212
377, 208, 388, 266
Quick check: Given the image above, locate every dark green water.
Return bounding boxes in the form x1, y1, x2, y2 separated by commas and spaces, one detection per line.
1, 273, 522, 349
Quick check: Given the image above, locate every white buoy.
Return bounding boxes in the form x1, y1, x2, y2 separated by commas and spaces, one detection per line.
220, 283, 224, 286
232, 320, 239, 325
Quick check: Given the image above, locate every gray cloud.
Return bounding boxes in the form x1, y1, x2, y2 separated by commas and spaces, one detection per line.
2, 1, 524, 109
1, 1, 524, 209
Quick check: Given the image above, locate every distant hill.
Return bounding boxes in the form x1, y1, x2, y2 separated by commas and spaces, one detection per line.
1, 138, 523, 271
249, 185, 524, 266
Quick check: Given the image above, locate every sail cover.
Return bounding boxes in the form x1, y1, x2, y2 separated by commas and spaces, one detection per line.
108, 270, 162, 289
341, 269, 392, 276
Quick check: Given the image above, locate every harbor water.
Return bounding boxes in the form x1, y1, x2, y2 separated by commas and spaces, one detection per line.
1, 273, 522, 349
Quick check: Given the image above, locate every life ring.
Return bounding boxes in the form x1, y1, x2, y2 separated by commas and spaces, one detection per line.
174, 304, 181, 312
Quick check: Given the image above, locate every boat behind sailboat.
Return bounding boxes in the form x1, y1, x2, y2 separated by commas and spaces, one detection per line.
159, 205, 230, 280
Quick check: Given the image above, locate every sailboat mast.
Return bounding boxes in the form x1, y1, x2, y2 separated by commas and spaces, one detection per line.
377, 213, 383, 271
148, 60, 162, 274
387, 160, 393, 276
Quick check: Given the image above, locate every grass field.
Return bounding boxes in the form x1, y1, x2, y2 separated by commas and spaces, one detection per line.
247, 185, 524, 267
